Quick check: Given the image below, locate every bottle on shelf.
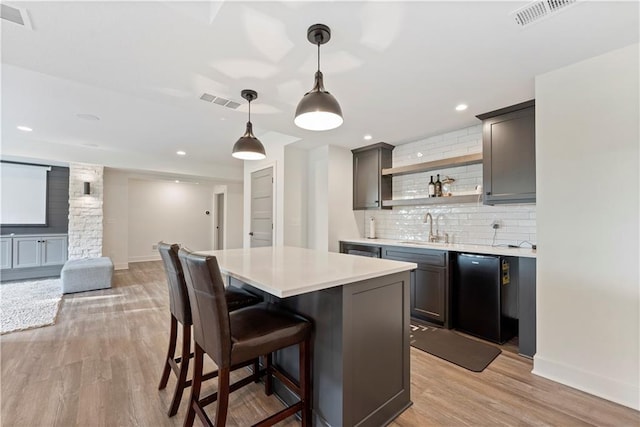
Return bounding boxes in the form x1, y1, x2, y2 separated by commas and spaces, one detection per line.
428, 176, 435, 197
435, 174, 442, 197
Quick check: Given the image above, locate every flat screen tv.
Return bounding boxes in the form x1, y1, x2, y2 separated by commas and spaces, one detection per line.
0, 162, 51, 226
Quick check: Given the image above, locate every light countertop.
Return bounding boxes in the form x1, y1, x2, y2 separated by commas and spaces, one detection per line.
196, 246, 417, 298
341, 238, 537, 258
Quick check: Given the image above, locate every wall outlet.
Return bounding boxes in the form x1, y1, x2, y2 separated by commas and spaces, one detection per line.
152, 244, 158, 250
491, 220, 501, 229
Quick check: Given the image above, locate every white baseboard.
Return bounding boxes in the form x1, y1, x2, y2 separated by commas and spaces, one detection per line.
533, 354, 640, 410
114, 262, 129, 270
128, 255, 161, 263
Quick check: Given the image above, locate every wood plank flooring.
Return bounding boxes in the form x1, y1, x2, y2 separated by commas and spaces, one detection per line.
2, 261, 638, 426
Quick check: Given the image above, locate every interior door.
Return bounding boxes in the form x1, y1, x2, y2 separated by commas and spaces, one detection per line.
250, 167, 273, 247
215, 193, 224, 250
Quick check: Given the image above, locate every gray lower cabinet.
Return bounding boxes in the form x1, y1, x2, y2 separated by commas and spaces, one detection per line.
383, 246, 450, 327
2, 234, 68, 281
6, 234, 68, 270
477, 100, 536, 205
0, 237, 11, 269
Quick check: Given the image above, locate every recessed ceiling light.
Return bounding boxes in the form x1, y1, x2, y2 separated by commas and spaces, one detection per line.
455, 104, 468, 111
176, 151, 186, 156
77, 113, 100, 121
364, 134, 372, 140
175, 180, 180, 183
17, 126, 32, 132
417, 152, 423, 158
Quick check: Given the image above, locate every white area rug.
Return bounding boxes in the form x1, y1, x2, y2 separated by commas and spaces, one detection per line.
1, 278, 62, 334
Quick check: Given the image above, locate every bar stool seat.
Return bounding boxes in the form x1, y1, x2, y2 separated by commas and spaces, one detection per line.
157, 242, 261, 417
179, 248, 313, 427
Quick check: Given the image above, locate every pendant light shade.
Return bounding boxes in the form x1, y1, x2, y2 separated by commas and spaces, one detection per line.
294, 24, 343, 131
232, 89, 266, 160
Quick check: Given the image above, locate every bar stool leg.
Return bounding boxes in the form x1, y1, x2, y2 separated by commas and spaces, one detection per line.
168, 323, 191, 417
264, 353, 273, 396
184, 344, 203, 427
300, 338, 312, 427
158, 315, 178, 390
214, 367, 230, 426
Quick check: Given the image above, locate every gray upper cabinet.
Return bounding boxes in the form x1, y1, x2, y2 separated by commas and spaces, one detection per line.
477, 100, 536, 205
352, 143, 394, 210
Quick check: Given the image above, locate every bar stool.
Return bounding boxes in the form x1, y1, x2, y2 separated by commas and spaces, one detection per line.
178, 248, 312, 427
157, 242, 261, 417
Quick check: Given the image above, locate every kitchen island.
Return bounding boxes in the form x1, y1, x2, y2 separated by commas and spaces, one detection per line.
197, 246, 417, 427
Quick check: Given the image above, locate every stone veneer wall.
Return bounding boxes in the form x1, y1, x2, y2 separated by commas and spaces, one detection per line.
68, 163, 104, 259
368, 124, 537, 247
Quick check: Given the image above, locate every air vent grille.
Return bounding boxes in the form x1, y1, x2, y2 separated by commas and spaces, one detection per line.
199, 93, 240, 110
511, 0, 578, 27
1, 3, 32, 29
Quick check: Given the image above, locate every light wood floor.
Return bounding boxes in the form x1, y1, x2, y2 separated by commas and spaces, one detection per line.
2, 261, 638, 426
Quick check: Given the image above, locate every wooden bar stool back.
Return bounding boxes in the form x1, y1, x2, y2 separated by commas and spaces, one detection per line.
178, 249, 312, 427
157, 242, 261, 417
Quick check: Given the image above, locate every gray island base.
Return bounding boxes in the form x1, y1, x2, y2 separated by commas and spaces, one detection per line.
199, 247, 416, 427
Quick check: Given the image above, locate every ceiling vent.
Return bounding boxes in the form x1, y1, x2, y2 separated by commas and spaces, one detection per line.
511, 0, 579, 27
1, 3, 32, 29
200, 93, 241, 110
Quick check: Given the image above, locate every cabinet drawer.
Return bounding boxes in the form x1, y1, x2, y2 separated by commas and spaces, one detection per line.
382, 247, 447, 267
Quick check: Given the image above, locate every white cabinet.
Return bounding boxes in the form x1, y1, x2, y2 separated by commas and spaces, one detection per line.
9, 234, 68, 269
0, 237, 11, 269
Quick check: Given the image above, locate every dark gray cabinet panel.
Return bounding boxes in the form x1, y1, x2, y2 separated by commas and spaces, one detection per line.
478, 100, 536, 205
383, 246, 449, 327
352, 143, 394, 210
518, 257, 537, 358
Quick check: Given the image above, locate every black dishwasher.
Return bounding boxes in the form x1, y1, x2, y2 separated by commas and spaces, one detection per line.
454, 253, 516, 344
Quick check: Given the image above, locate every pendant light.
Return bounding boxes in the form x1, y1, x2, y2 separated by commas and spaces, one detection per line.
232, 89, 266, 160
294, 24, 343, 131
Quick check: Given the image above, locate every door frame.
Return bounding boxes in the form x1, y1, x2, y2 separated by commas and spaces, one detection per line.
246, 161, 277, 248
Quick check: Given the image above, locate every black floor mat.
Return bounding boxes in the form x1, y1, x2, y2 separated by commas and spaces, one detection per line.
410, 323, 501, 372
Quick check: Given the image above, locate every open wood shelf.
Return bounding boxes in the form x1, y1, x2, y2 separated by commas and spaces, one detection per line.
381, 153, 482, 176
382, 194, 481, 207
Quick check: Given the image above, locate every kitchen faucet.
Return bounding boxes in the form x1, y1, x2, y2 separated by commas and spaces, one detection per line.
424, 212, 435, 242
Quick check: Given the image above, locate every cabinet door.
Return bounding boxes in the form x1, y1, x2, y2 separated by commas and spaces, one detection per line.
0, 238, 12, 269
383, 247, 449, 326
13, 237, 41, 268
413, 266, 446, 323
482, 105, 536, 204
41, 236, 68, 266
353, 149, 381, 209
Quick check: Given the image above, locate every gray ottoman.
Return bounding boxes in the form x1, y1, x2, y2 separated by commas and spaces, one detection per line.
61, 257, 113, 294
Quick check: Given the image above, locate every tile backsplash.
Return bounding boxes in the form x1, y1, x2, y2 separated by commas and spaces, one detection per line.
365, 124, 537, 247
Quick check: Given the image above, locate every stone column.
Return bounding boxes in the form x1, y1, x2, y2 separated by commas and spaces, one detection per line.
68, 163, 104, 259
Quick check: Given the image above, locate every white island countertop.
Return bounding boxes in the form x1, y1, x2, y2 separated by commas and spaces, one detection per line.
341, 238, 537, 258
197, 246, 417, 298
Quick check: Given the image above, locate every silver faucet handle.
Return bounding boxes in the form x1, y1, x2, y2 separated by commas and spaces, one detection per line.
444, 233, 449, 244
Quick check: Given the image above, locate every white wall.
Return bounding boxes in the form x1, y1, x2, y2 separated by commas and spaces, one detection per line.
284, 146, 308, 247
327, 146, 362, 253
534, 44, 639, 410
307, 146, 329, 250
103, 169, 244, 267
127, 179, 214, 262
214, 183, 244, 250
103, 169, 129, 269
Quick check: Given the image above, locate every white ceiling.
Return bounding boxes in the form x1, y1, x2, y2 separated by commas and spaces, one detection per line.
1, 1, 638, 181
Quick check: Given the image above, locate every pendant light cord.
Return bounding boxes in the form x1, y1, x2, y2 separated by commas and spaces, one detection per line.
248, 98, 251, 122
317, 42, 320, 72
